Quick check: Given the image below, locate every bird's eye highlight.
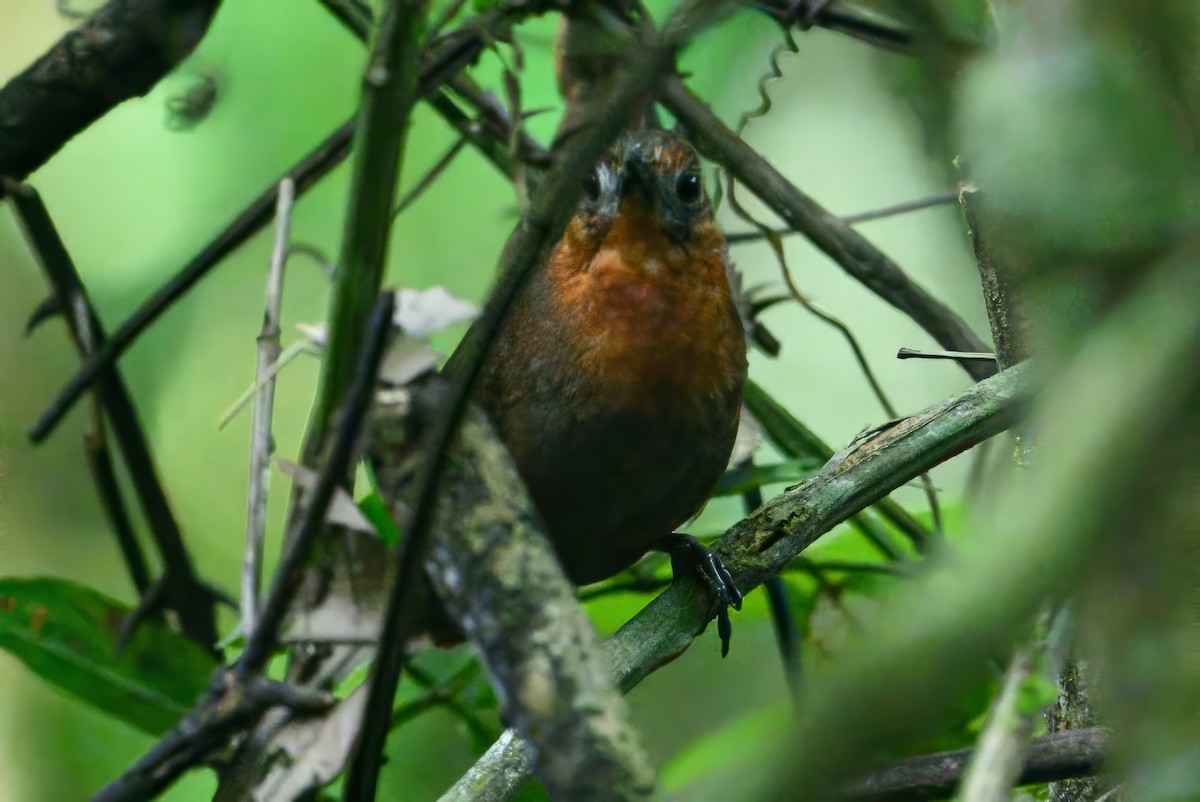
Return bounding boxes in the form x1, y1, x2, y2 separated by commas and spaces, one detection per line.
583, 170, 602, 201
675, 172, 701, 204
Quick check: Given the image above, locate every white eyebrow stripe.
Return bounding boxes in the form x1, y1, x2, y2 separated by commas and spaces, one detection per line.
598, 162, 620, 197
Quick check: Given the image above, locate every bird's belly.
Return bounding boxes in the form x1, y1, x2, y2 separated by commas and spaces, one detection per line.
515, 403, 736, 584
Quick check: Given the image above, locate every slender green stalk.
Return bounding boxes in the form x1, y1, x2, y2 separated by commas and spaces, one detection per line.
305, 0, 429, 461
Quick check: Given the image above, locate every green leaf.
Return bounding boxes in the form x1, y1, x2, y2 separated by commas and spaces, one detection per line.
358, 492, 402, 546
661, 703, 790, 798
712, 458, 822, 497
742, 379, 832, 461
1016, 673, 1059, 717
0, 577, 218, 735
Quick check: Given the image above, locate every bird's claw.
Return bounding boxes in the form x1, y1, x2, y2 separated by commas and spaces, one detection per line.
658, 534, 743, 657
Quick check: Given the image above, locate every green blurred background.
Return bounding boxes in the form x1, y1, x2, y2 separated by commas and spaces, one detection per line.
0, 1, 990, 798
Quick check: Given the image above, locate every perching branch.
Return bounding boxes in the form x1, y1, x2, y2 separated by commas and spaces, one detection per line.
725, 189, 960, 243
743, 379, 929, 554
661, 77, 997, 383
451, 362, 1032, 798
372, 393, 658, 800
0, 0, 222, 183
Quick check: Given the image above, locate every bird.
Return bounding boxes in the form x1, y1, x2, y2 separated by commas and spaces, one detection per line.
469, 128, 748, 648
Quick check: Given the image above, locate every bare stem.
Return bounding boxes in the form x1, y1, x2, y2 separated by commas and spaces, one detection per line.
241, 178, 295, 637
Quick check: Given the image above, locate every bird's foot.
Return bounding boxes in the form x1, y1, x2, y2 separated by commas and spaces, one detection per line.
656, 534, 743, 657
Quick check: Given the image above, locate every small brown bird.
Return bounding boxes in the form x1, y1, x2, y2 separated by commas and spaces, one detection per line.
472, 129, 747, 645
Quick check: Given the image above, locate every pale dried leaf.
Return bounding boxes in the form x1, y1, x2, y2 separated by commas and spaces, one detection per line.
295, 322, 327, 348
727, 403, 763, 469
393, 285, 477, 338
254, 684, 369, 801
275, 458, 375, 534
379, 338, 440, 386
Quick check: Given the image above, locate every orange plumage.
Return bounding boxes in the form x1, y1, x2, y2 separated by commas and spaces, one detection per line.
474, 129, 748, 591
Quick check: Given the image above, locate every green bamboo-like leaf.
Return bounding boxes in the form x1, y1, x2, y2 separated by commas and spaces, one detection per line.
713, 458, 822, 497
0, 577, 218, 735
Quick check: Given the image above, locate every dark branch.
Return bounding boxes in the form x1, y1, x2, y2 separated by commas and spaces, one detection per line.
662, 78, 996, 382
92, 675, 334, 802
5, 179, 220, 649
844, 727, 1114, 800
83, 419, 152, 595
0, 0, 222, 183
26, 0, 548, 444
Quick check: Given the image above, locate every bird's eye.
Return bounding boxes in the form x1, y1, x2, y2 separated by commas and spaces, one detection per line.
675, 172, 701, 204
583, 170, 602, 201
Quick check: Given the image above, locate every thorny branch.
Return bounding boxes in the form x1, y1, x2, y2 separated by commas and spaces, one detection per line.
240, 178, 295, 638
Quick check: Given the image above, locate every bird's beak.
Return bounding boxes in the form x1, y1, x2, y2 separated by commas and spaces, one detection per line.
621, 157, 655, 203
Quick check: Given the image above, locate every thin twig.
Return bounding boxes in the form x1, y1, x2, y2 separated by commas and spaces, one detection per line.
83, 415, 152, 595
396, 662, 498, 745
5, 178, 220, 649
27, 0, 544, 444
241, 178, 295, 637
764, 575, 801, 705
745, 478, 802, 707
92, 676, 335, 802
236, 292, 396, 677
392, 135, 470, 220
218, 339, 320, 429
662, 77, 996, 383
726, 189, 960, 243
898, 347, 997, 362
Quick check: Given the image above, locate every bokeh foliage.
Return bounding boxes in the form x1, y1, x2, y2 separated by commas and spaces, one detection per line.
3, 0, 1193, 799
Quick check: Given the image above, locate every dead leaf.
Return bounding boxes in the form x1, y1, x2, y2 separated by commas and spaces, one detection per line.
378, 338, 440, 386
727, 403, 763, 470
393, 285, 477, 338
254, 684, 369, 801
275, 459, 375, 535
